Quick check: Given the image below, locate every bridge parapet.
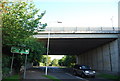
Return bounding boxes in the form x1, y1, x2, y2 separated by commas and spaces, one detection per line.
38, 27, 119, 33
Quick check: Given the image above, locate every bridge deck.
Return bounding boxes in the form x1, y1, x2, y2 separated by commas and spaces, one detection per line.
34, 27, 119, 55
37, 27, 119, 33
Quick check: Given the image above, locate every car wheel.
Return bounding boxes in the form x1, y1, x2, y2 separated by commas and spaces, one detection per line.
73, 71, 77, 76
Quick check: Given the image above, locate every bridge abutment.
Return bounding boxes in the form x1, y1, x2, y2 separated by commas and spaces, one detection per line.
77, 39, 119, 75
118, 1, 120, 75
118, 37, 120, 75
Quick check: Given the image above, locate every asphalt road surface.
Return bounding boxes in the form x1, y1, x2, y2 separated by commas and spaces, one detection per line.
32, 66, 114, 81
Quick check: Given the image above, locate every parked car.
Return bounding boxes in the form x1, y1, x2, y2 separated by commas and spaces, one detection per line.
73, 65, 96, 78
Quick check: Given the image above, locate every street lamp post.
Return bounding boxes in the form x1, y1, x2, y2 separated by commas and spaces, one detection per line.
45, 30, 50, 75
111, 16, 114, 27
44, 21, 62, 75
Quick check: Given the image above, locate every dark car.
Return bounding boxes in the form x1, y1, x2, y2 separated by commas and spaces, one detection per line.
73, 65, 96, 78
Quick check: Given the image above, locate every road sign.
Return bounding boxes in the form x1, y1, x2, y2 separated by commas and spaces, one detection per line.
11, 46, 30, 79
11, 46, 29, 54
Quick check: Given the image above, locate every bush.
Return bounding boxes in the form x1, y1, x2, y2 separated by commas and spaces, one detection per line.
2, 55, 11, 78
2, 67, 11, 78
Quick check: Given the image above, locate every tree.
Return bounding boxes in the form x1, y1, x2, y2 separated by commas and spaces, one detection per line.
2, 1, 47, 46
41, 55, 51, 66
58, 55, 76, 67
51, 59, 59, 66
58, 56, 66, 66
1, 1, 47, 74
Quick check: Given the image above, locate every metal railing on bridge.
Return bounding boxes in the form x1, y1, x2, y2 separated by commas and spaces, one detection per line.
38, 27, 119, 33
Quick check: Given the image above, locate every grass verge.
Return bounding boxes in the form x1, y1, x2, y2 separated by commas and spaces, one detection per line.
98, 73, 120, 81
42, 75, 61, 81
2, 74, 21, 81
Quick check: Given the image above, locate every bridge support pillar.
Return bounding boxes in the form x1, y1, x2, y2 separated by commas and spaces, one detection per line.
77, 39, 119, 75
118, 1, 120, 75
76, 55, 79, 64
118, 37, 120, 75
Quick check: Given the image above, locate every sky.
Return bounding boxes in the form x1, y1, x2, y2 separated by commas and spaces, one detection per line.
34, 0, 119, 27
33, 0, 119, 60
48, 55, 64, 60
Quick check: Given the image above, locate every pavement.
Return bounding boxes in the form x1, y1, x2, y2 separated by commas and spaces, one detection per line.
21, 68, 52, 81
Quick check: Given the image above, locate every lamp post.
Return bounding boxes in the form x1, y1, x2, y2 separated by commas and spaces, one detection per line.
44, 21, 62, 75
45, 30, 50, 75
111, 16, 114, 27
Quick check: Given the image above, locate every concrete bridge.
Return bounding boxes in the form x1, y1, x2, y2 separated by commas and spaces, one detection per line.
33, 27, 120, 75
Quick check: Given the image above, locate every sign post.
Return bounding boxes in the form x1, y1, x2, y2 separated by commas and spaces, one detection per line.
23, 54, 28, 79
23, 49, 29, 79
10, 53, 14, 75
11, 46, 30, 79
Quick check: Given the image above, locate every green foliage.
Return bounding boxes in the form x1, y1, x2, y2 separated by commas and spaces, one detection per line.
40, 55, 52, 66
22, 37, 46, 62
98, 73, 120, 80
2, 1, 46, 46
58, 55, 76, 67
12, 37, 46, 72
58, 56, 66, 66
42, 75, 61, 81
2, 1, 47, 75
2, 74, 21, 81
3, 74, 20, 79
51, 59, 59, 66
2, 55, 11, 78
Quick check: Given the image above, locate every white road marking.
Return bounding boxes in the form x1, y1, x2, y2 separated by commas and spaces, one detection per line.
76, 76, 84, 79
65, 73, 89, 81
65, 73, 73, 77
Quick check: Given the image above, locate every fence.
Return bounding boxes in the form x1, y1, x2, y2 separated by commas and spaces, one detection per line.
38, 27, 119, 33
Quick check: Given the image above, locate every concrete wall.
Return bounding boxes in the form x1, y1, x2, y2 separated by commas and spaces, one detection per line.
77, 39, 119, 74
118, 1, 120, 75
118, 36, 120, 75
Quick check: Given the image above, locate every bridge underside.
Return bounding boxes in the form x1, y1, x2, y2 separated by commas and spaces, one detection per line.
39, 38, 116, 55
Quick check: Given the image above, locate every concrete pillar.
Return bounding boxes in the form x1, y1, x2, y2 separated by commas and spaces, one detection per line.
76, 55, 79, 64
92, 50, 95, 69
78, 55, 82, 64
118, 1, 120, 28
81, 54, 84, 64
97, 47, 104, 71
84, 53, 87, 65
92, 50, 97, 70
102, 44, 111, 71
110, 40, 119, 73
91, 50, 94, 68
77, 39, 119, 74
117, 38, 120, 75
86, 53, 89, 65
118, 1, 120, 75
96, 48, 99, 70
89, 51, 93, 67
84, 53, 86, 64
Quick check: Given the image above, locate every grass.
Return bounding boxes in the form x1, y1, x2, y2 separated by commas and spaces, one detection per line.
59, 66, 67, 68
98, 73, 120, 81
42, 75, 61, 81
2, 74, 21, 81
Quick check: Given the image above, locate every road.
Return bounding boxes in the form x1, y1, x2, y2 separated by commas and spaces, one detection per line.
25, 66, 114, 81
